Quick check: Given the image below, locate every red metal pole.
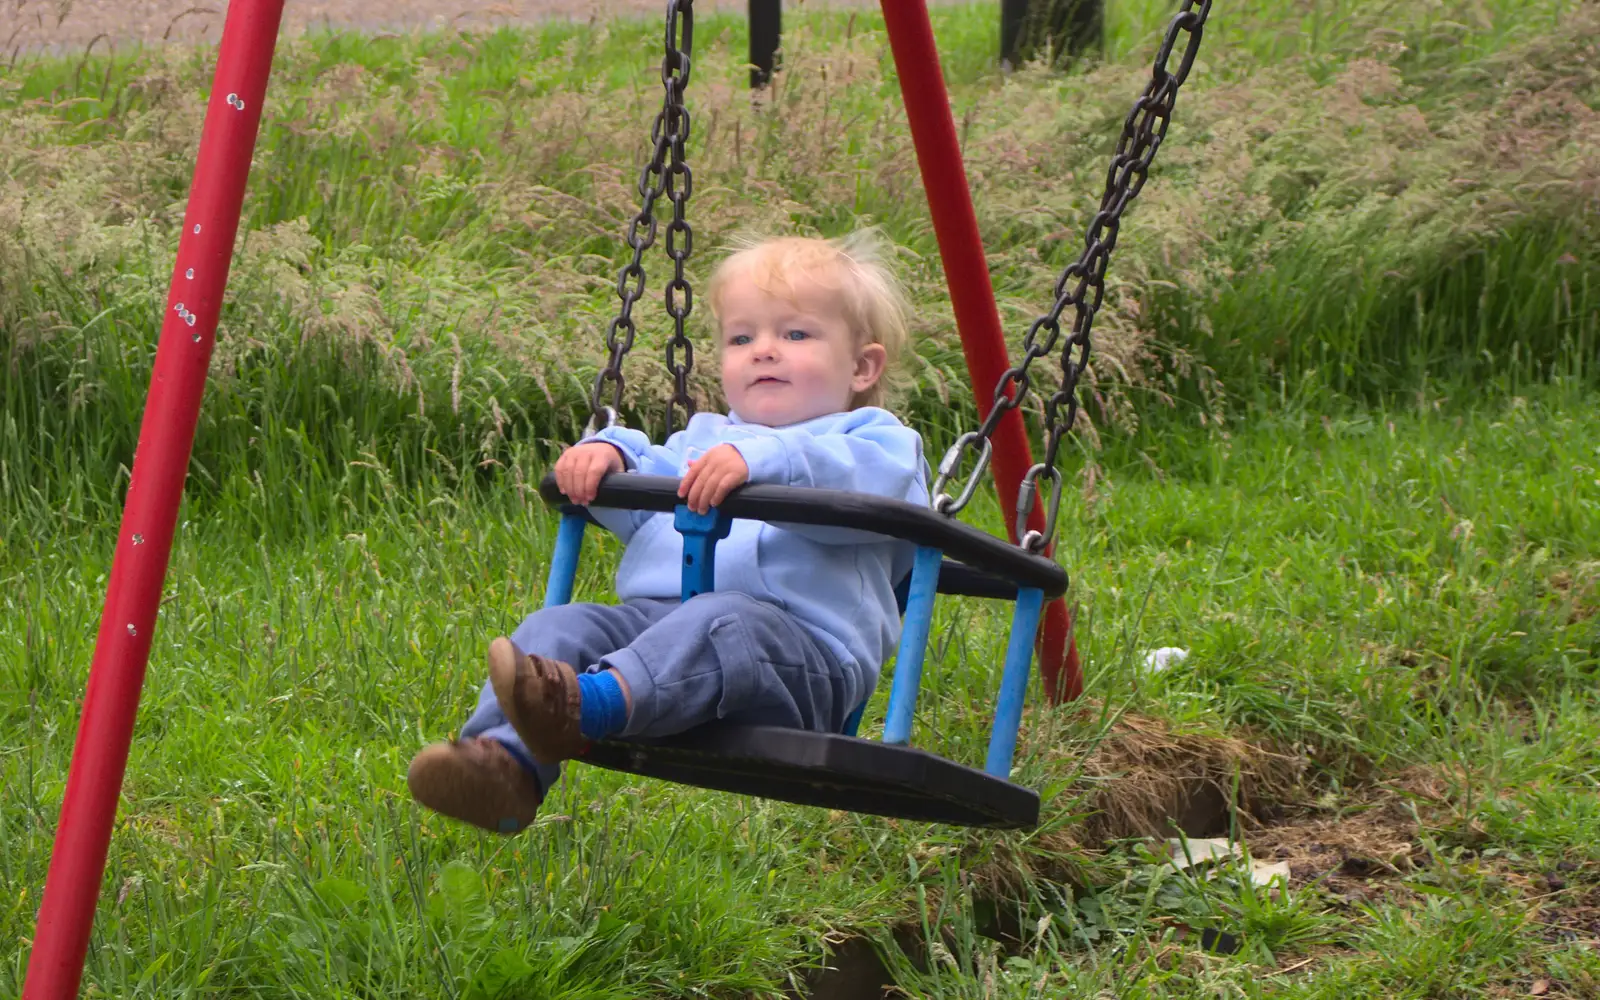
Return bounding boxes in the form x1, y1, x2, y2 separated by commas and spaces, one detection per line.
23, 3, 285, 997
879, 0, 1082, 702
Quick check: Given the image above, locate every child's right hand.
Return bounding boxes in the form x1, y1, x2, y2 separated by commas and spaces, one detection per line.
554, 442, 624, 505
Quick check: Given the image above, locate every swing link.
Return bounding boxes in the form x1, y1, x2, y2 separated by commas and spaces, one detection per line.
588, 0, 698, 434
932, 0, 1209, 545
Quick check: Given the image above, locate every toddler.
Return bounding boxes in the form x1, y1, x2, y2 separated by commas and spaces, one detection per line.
408, 232, 928, 833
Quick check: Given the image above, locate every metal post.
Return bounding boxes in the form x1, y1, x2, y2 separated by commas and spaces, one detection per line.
749, 0, 780, 88
878, 0, 1082, 703
22, 3, 286, 997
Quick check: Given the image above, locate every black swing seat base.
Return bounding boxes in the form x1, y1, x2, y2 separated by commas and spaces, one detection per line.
579, 723, 1040, 830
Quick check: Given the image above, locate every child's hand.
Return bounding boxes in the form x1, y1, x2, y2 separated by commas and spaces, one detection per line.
554, 442, 624, 505
678, 444, 749, 514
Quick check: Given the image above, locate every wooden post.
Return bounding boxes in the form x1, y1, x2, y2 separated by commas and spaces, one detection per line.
1001, 0, 1103, 68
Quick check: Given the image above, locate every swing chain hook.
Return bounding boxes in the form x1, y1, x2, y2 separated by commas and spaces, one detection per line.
589, 0, 697, 435
1016, 463, 1062, 555
931, 432, 993, 516
582, 406, 620, 440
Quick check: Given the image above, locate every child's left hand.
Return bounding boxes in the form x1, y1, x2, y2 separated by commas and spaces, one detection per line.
678, 444, 749, 514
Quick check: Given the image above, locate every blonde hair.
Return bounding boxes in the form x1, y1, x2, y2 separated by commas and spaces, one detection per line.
706, 230, 912, 409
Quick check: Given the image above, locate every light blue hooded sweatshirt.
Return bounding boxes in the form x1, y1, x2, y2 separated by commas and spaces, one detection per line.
587, 407, 928, 702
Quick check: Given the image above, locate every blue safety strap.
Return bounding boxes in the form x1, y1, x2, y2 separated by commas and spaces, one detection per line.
673, 504, 732, 602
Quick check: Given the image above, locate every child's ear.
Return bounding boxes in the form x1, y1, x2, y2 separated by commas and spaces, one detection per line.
851, 342, 888, 393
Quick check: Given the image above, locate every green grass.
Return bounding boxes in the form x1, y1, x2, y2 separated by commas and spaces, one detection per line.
4, 0, 1597, 529
5, 387, 1598, 997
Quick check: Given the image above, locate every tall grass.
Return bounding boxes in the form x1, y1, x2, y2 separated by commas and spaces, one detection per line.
2, 0, 1596, 527
1103, 0, 1574, 68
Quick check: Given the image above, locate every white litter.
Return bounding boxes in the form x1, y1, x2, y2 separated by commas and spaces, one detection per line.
1142, 647, 1190, 672
1166, 836, 1293, 888
1167, 835, 1238, 870
1249, 860, 1293, 886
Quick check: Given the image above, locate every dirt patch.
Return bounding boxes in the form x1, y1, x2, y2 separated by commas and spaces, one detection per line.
1528, 861, 1600, 946
1250, 791, 1425, 903
965, 711, 1310, 901
1074, 712, 1308, 846
1545, 563, 1600, 625
785, 931, 914, 1000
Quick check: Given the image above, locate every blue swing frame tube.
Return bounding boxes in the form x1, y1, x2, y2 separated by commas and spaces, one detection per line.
882, 545, 943, 745
985, 586, 1044, 777
544, 513, 588, 608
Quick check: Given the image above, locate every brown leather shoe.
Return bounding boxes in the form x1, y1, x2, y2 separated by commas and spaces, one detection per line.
406, 737, 542, 834
488, 636, 588, 763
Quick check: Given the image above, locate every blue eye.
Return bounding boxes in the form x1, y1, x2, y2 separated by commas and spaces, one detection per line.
729, 334, 751, 346
785, 329, 809, 341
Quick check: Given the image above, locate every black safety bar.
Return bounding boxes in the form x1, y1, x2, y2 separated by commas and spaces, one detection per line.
539, 472, 1068, 598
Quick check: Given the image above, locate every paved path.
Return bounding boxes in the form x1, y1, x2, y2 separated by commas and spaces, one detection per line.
4, 0, 941, 55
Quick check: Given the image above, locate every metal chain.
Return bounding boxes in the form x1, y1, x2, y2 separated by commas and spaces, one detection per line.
587, 0, 696, 436
932, 0, 1210, 554
660, 0, 697, 436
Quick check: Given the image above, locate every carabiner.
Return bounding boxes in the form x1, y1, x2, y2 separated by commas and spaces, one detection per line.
582, 405, 621, 439
1016, 463, 1062, 554
930, 432, 993, 516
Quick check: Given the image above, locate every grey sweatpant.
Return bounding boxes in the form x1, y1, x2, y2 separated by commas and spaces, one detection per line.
459, 592, 850, 792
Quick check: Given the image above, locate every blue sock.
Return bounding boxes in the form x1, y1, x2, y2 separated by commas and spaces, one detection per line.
577, 671, 629, 740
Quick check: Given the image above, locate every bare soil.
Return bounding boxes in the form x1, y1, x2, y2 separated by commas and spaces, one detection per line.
3, 0, 921, 56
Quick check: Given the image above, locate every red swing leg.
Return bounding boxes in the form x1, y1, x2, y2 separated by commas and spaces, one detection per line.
23, 4, 285, 997
880, 0, 1083, 703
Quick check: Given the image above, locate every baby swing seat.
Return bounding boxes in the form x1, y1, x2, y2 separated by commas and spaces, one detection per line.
538, 472, 1066, 830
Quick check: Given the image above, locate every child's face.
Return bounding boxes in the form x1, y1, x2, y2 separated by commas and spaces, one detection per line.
716, 268, 885, 427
